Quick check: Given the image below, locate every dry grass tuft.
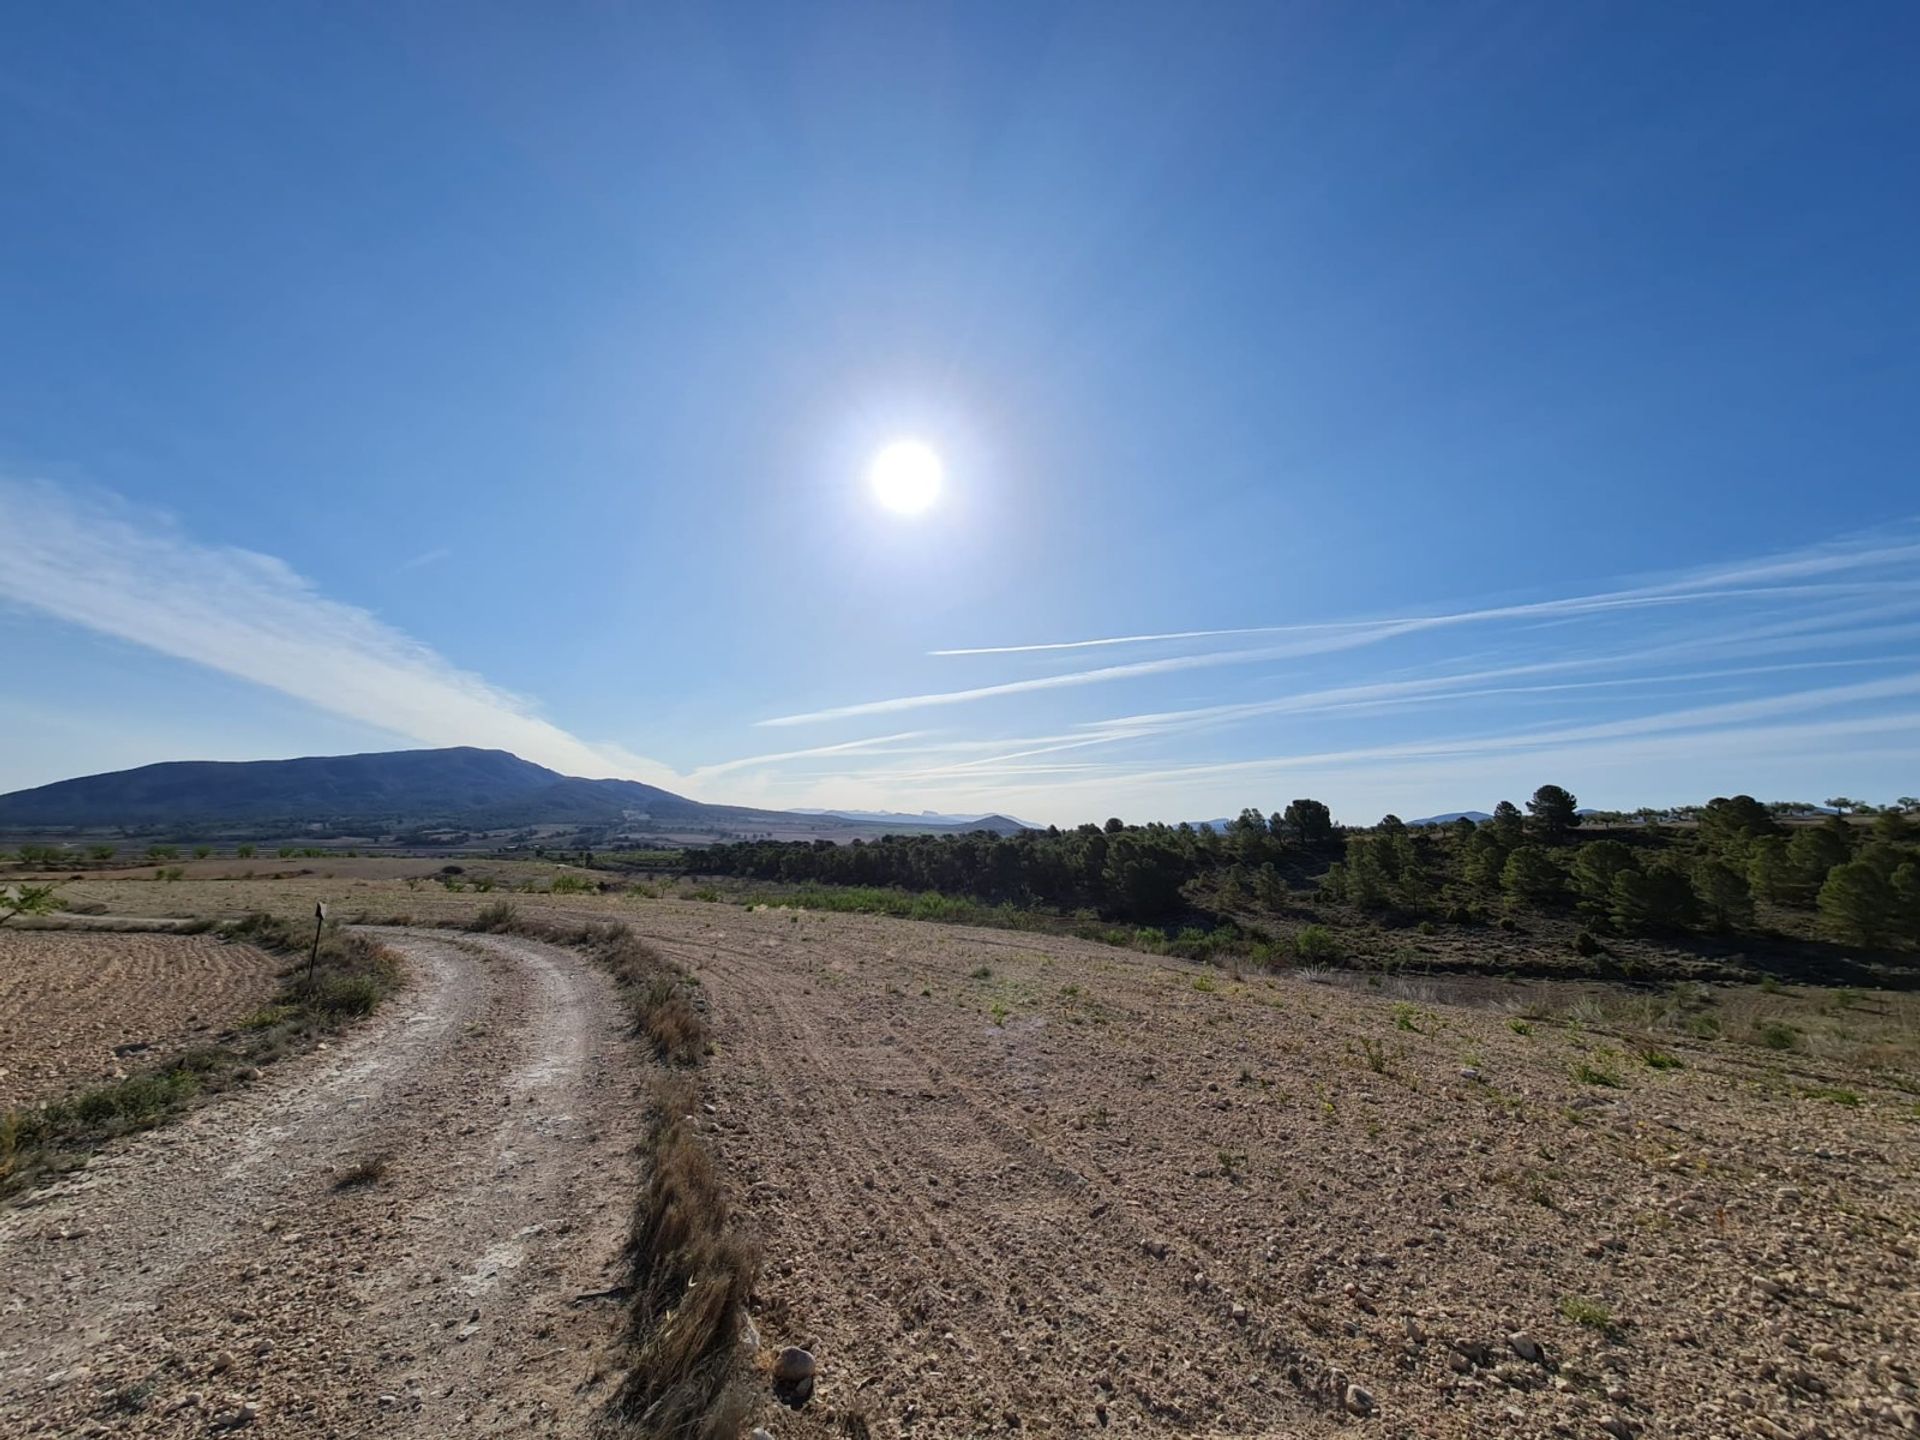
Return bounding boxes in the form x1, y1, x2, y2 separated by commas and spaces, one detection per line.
609, 1075, 760, 1438
331, 1153, 390, 1190
449, 909, 752, 1437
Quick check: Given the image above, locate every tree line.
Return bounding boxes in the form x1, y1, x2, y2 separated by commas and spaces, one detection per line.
692, 787, 1920, 949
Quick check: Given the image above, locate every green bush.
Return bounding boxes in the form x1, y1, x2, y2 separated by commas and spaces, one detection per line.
1294, 924, 1342, 962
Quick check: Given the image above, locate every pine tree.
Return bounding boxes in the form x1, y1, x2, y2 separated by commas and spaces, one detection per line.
1818, 861, 1894, 947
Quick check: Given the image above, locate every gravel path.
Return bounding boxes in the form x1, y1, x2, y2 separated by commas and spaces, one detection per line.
0, 929, 645, 1437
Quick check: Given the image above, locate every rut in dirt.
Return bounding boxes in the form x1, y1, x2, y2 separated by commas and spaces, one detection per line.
0, 930, 646, 1438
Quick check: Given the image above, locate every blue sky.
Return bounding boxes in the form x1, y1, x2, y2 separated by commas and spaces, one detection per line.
3, 2, 1917, 825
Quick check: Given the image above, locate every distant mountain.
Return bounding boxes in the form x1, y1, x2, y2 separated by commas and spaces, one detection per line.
0, 747, 1025, 838
792, 807, 1038, 832
1405, 810, 1494, 827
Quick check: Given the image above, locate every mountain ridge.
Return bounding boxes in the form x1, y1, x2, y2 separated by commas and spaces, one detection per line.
0, 747, 1031, 837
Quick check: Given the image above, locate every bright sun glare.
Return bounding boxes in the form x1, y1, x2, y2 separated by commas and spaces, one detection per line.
868, 439, 943, 514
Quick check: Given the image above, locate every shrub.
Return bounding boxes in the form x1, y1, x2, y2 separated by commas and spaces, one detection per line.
470, 902, 518, 936
1573, 929, 1602, 957
1294, 924, 1341, 962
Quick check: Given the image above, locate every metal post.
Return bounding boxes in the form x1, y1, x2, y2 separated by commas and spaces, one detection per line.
308, 900, 327, 983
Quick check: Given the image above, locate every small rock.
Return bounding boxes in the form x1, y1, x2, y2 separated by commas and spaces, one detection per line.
210, 1351, 236, 1374
1460, 1067, 1484, 1082
1404, 1316, 1427, 1345
1508, 1332, 1542, 1363
1230, 1304, 1248, 1325
1143, 1239, 1170, 1260
751, 1430, 776, 1440
1343, 1384, 1375, 1416
772, 1347, 816, 1384
1598, 1417, 1635, 1440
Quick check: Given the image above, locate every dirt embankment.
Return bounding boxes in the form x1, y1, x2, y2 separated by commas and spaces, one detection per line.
0, 930, 646, 1437
0, 932, 280, 1111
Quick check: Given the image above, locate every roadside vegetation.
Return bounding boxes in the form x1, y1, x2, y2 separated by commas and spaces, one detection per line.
0, 915, 400, 1198
452, 903, 758, 1437
690, 789, 1920, 984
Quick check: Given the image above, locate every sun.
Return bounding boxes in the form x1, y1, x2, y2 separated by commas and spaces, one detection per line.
868, 439, 943, 514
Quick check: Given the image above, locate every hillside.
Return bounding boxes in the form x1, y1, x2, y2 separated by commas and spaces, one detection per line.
0, 747, 1028, 837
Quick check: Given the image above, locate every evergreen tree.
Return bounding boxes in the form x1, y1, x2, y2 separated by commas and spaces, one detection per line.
1697, 794, 1779, 860
1892, 863, 1920, 944
1489, 800, 1525, 846
1747, 836, 1800, 906
1788, 820, 1852, 897
1610, 863, 1699, 933
1281, 798, 1333, 844
1817, 861, 1894, 947
1571, 840, 1637, 913
1501, 845, 1564, 908
1526, 785, 1581, 841
1692, 858, 1754, 932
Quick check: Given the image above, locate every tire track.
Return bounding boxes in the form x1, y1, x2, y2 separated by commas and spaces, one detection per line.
0, 929, 644, 1438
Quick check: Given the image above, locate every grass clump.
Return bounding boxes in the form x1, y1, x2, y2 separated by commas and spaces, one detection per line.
612, 1075, 759, 1438
1559, 1295, 1620, 1334
1571, 1060, 1624, 1088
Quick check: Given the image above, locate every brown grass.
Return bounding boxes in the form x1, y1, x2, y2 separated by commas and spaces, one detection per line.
610, 1074, 760, 1438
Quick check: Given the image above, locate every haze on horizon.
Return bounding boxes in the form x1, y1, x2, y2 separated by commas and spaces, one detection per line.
3, 4, 1917, 827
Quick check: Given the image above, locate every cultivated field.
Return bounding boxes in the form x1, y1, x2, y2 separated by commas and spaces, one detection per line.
3, 873, 1916, 1438
0, 931, 278, 1110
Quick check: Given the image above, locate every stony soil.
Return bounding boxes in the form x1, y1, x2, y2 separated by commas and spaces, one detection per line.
0, 932, 279, 1110
0, 930, 644, 1437
5, 881, 1917, 1439
621, 903, 1918, 1440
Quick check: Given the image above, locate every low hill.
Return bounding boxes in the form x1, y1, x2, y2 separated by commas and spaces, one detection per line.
0, 747, 1029, 837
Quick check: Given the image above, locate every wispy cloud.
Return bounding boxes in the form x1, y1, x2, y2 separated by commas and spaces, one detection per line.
0, 478, 676, 785
931, 538, 1920, 656
398, 545, 451, 572
774, 564, 1919, 726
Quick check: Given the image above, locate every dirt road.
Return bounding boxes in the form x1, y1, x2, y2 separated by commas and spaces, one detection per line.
0, 930, 644, 1437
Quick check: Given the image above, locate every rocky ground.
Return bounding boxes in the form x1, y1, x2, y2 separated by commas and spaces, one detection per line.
4, 879, 1916, 1438
627, 903, 1919, 1440
0, 930, 644, 1437
0, 931, 279, 1110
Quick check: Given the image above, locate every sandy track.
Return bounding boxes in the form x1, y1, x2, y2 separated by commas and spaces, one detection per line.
0, 930, 644, 1437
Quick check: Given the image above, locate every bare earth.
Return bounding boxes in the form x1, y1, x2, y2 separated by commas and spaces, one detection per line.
0, 932, 279, 1110
0, 930, 644, 1437
4, 883, 1917, 1439
629, 904, 1918, 1440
